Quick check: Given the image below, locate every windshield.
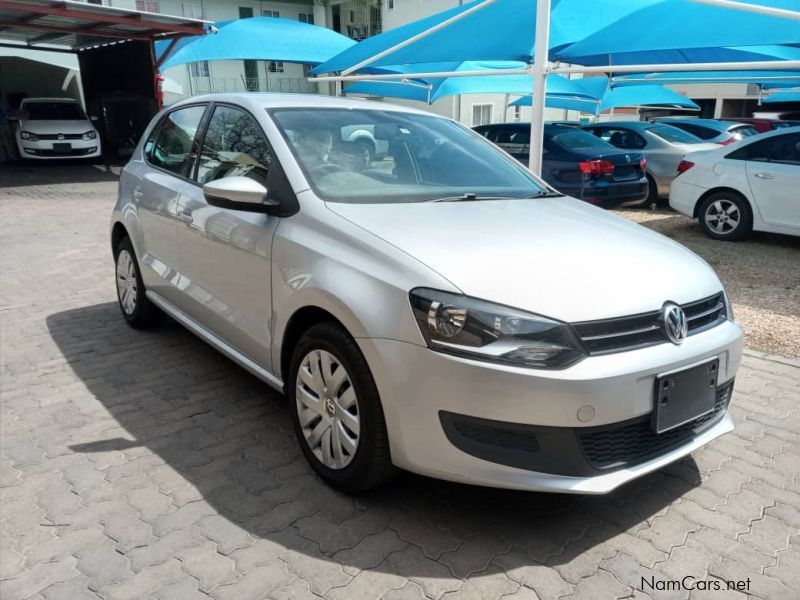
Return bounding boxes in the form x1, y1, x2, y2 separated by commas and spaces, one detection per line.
23, 101, 84, 121
648, 124, 704, 144
269, 108, 547, 203
548, 128, 612, 151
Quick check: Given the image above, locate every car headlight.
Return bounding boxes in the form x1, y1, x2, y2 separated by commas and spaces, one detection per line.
20, 131, 38, 141
82, 131, 97, 140
409, 288, 587, 369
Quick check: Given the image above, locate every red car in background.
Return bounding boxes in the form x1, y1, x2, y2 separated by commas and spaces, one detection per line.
726, 117, 800, 133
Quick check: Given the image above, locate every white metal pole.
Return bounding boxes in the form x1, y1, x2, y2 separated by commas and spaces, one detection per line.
552, 60, 800, 75
341, 0, 499, 76
528, 0, 551, 175
688, 0, 800, 20
312, 67, 530, 84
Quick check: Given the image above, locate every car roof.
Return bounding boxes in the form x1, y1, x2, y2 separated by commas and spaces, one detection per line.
167, 93, 435, 118
687, 124, 800, 160
581, 121, 655, 130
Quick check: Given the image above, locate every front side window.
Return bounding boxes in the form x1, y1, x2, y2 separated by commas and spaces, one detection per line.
270, 108, 547, 204
195, 105, 272, 186
740, 133, 800, 165
593, 127, 645, 150
23, 101, 84, 120
144, 105, 206, 177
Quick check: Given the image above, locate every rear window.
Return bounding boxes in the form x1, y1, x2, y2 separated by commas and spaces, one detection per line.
647, 125, 703, 144
548, 128, 611, 151
730, 125, 758, 140
23, 101, 84, 120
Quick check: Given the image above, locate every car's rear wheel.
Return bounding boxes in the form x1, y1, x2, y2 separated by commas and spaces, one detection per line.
288, 322, 393, 493
114, 237, 159, 328
698, 191, 752, 241
644, 174, 659, 207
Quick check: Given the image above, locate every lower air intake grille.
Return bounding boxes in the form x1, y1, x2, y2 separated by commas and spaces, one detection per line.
579, 381, 733, 470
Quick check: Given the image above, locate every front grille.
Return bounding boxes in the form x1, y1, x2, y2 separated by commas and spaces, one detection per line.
572, 292, 727, 355
579, 381, 733, 470
37, 133, 83, 140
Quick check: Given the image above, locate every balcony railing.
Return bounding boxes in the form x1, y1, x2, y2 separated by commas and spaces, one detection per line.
191, 77, 317, 94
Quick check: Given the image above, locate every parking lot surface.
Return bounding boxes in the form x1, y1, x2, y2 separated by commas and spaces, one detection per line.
1, 164, 799, 600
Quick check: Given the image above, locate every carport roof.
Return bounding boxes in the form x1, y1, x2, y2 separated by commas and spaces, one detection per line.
0, 0, 207, 51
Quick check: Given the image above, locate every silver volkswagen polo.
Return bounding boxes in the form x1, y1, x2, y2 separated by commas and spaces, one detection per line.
110, 94, 743, 494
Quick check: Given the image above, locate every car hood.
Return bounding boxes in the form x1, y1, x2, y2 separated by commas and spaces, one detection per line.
327, 197, 722, 322
19, 119, 93, 134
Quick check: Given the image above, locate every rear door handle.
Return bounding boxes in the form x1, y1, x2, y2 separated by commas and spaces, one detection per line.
754, 172, 775, 180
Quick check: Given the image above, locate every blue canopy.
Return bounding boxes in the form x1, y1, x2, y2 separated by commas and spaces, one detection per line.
762, 90, 800, 103
511, 77, 700, 114
156, 17, 356, 70
343, 63, 592, 103
614, 70, 800, 86
311, 0, 800, 74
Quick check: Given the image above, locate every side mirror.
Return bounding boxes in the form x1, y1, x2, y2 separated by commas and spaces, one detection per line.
90, 115, 99, 121
203, 176, 280, 213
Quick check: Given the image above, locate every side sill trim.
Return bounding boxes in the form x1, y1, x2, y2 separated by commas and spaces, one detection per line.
146, 291, 285, 393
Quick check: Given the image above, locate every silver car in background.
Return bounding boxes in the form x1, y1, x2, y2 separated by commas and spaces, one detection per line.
582, 121, 719, 202
111, 94, 743, 494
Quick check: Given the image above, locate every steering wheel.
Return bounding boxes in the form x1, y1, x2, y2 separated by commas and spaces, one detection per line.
309, 163, 346, 178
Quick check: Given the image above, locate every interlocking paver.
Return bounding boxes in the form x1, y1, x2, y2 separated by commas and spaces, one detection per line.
1, 165, 799, 600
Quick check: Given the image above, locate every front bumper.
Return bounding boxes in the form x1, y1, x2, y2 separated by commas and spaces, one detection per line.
358, 319, 743, 494
17, 138, 101, 159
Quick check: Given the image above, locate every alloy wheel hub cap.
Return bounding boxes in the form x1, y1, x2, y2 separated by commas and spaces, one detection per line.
295, 349, 360, 470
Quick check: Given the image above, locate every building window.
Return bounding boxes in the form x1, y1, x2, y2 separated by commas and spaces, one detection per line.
387, 0, 394, 9
181, 3, 202, 18
298, 13, 314, 24
239, 6, 254, 18
135, 0, 157, 10
472, 104, 493, 127
86, 0, 104, 5
189, 61, 209, 78
262, 9, 279, 17
268, 61, 284, 73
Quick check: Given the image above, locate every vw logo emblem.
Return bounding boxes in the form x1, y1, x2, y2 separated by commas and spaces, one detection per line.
661, 302, 688, 345
57, 134, 65, 140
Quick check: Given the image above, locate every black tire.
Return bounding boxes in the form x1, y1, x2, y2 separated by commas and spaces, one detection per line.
644, 174, 659, 207
288, 322, 393, 493
353, 138, 375, 163
698, 191, 753, 241
113, 236, 160, 328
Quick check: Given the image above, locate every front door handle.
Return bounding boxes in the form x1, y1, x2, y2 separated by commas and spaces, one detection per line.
177, 210, 193, 224
754, 172, 775, 180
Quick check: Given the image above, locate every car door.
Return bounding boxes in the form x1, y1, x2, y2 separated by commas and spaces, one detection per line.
133, 103, 208, 305
745, 132, 800, 231
173, 103, 280, 368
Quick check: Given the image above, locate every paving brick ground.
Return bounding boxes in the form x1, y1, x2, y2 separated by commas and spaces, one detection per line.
1, 164, 799, 600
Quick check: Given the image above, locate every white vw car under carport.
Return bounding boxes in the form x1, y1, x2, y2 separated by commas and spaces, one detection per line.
110, 93, 743, 493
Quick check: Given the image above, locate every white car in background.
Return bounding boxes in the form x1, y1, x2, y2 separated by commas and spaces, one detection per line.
14, 97, 101, 160
670, 127, 800, 240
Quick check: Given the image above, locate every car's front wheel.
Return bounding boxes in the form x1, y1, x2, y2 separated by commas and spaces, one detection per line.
114, 236, 160, 328
288, 322, 393, 492
698, 191, 752, 241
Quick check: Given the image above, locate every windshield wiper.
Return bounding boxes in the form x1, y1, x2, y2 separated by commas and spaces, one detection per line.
528, 191, 565, 198
430, 193, 492, 203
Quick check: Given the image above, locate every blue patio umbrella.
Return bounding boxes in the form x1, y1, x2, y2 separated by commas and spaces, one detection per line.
310, 0, 800, 75
343, 63, 592, 103
156, 17, 356, 70
613, 70, 800, 86
511, 78, 700, 114
762, 90, 800, 102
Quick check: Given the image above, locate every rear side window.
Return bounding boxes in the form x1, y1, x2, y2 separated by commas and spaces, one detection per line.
647, 125, 702, 144
195, 105, 272, 186
145, 105, 206, 177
